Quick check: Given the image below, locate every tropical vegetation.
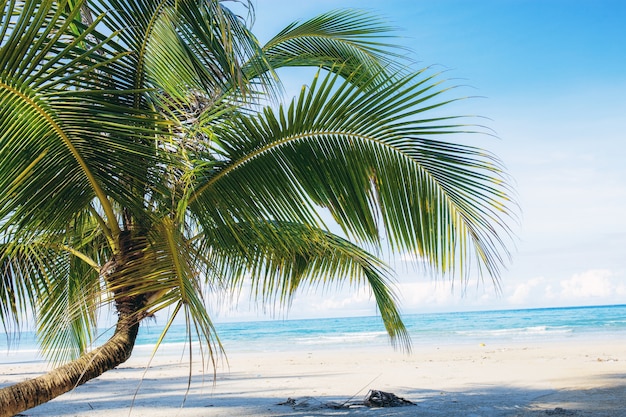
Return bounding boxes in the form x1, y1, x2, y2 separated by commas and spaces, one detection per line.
0, 0, 514, 415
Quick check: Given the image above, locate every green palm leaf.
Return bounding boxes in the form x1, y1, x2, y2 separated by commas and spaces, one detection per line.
248, 9, 407, 84
202, 220, 410, 349
0, 0, 166, 239
190, 68, 513, 279
0, 239, 52, 333
0, 207, 108, 363
0, 3, 516, 412
93, 0, 263, 106
101, 217, 224, 363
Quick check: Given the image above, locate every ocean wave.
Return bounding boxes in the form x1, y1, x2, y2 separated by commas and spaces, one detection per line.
294, 331, 387, 345
455, 325, 573, 338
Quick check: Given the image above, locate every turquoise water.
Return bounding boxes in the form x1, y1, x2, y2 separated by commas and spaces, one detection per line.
4, 304, 626, 361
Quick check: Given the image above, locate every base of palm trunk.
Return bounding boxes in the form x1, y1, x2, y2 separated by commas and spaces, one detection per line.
0, 316, 139, 417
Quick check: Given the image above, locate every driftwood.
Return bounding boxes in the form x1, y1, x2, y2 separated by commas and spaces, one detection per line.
545, 408, 576, 416
278, 389, 415, 410
363, 389, 415, 407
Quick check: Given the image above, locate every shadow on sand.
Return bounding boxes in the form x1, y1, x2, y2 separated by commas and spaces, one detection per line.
4, 367, 626, 417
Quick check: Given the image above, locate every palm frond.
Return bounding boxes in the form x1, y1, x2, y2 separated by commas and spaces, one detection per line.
247, 9, 408, 85
0, 0, 167, 238
0, 239, 50, 333
102, 217, 223, 362
190, 67, 513, 280
199, 220, 410, 350
0, 208, 108, 363
94, 0, 264, 107
0, 1, 516, 376
36, 255, 101, 364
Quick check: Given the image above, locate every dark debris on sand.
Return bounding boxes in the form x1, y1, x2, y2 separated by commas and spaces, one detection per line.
278, 389, 416, 410
545, 407, 577, 416
363, 389, 415, 407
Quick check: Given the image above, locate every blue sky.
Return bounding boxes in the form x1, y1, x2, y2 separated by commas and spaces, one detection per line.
215, 1, 626, 320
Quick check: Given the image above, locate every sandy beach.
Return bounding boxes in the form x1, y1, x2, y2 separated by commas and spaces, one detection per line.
2, 338, 626, 417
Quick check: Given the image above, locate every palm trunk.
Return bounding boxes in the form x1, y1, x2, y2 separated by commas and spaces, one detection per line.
0, 310, 140, 417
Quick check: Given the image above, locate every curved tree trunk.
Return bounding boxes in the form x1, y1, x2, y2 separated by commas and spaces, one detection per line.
0, 310, 140, 417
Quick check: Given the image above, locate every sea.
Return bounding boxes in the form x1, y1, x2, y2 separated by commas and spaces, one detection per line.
3, 304, 626, 363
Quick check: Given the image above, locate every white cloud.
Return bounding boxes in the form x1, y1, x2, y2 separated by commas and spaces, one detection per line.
498, 269, 626, 310
397, 281, 456, 306
202, 267, 626, 323
559, 269, 623, 299
308, 287, 373, 311
506, 276, 546, 305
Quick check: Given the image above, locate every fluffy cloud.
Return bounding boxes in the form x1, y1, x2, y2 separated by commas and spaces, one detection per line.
500, 269, 626, 310
506, 276, 547, 305
397, 281, 457, 306
205, 267, 626, 322
559, 269, 625, 299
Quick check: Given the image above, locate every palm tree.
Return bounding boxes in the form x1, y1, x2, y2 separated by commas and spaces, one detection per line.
0, 1, 514, 415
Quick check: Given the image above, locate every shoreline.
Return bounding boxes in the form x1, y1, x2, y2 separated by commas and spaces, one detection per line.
2, 337, 626, 416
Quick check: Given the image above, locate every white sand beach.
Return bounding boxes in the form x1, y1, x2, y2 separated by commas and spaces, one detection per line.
2, 338, 626, 416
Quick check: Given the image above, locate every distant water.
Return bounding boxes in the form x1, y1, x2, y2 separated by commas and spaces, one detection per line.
4, 304, 626, 362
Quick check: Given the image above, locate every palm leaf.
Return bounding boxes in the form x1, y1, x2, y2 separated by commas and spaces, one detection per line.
102, 217, 223, 363
189, 68, 513, 280
94, 0, 263, 107
0, 239, 51, 334
0, 1, 516, 380
201, 220, 411, 350
247, 9, 408, 84
0, 0, 167, 239
0, 207, 108, 363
